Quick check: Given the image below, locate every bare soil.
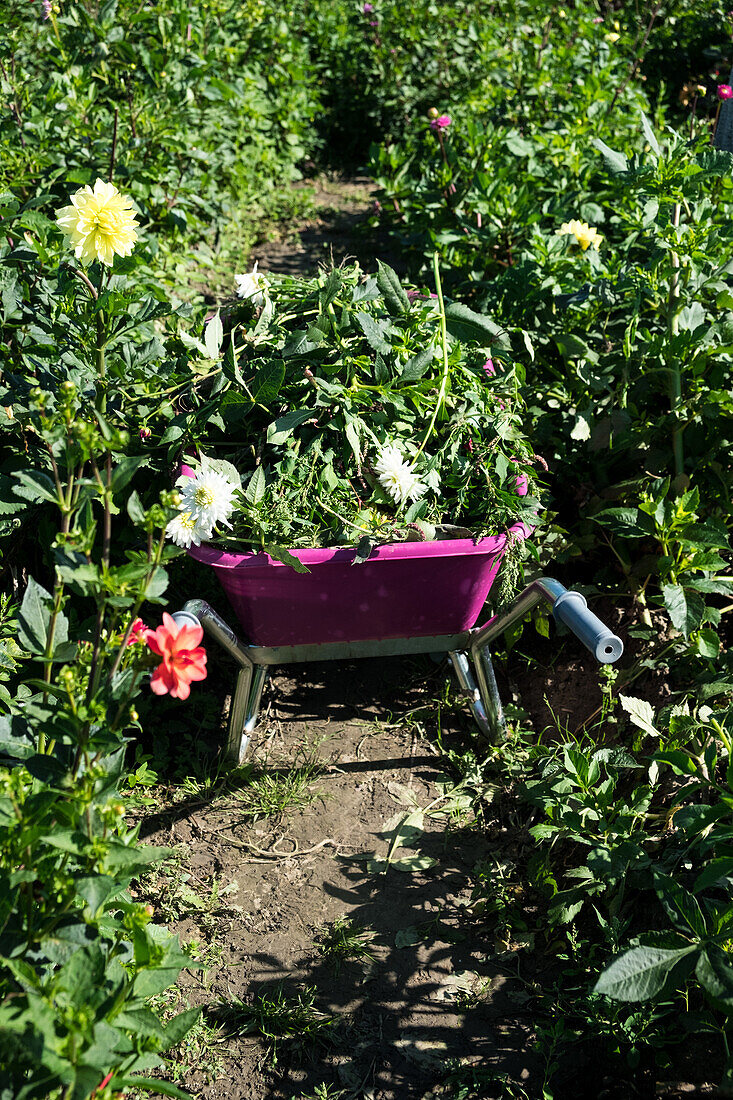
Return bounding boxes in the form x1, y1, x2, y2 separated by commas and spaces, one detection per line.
252, 176, 404, 279
138, 655, 541, 1100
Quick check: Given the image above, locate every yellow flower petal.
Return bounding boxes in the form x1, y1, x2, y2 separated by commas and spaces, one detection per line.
56, 178, 139, 266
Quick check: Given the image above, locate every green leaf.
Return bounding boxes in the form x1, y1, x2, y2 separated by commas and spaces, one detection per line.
318, 268, 343, 311
264, 545, 310, 573
18, 577, 68, 657
696, 949, 733, 1008
693, 628, 720, 659
390, 854, 438, 872
251, 359, 285, 406
504, 130, 534, 156
694, 857, 733, 892
555, 333, 594, 362
444, 303, 508, 348
244, 467, 266, 506
204, 310, 223, 359
593, 507, 654, 537
376, 260, 410, 316
110, 1077, 192, 1099
12, 469, 59, 504
395, 926, 423, 948
593, 138, 629, 175
266, 408, 312, 445
220, 389, 252, 424
654, 749, 697, 777
592, 748, 642, 769
400, 346, 435, 380
127, 490, 145, 525
640, 112, 661, 157
159, 1006, 202, 1050
357, 312, 393, 355
677, 301, 706, 333
75, 874, 123, 915
653, 872, 706, 938
662, 584, 705, 638
111, 456, 149, 494
594, 945, 696, 1001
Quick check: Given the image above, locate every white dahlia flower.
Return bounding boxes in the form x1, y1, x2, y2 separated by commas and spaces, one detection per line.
374, 444, 426, 506
175, 468, 238, 530
234, 261, 270, 307
166, 511, 213, 549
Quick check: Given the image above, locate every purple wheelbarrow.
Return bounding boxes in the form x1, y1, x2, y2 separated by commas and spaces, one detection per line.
172, 524, 623, 763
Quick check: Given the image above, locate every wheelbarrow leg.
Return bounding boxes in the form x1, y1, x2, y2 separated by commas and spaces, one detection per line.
227, 665, 254, 766
472, 645, 506, 737
448, 650, 505, 739
173, 601, 258, 765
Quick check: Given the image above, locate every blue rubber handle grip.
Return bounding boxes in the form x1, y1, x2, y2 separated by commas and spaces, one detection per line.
552, 591, 624, 663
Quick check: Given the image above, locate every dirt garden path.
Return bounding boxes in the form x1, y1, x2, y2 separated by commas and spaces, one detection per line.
137, 651, 578, 1100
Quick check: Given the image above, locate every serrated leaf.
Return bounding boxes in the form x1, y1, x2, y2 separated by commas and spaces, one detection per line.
662, 584, 705, 638
444, 302, 508, 348
400, 345, 435, 380
12, 469, 59, 504
594, 945, 696, 1001
244, 467, 266, 505
18, 576, 68, 657
619, 695, 658, 737
377, 260, 410, 315
356, 311, 393, 354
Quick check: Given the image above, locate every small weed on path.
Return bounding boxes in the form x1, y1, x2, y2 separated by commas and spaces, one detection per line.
214, 984, 337, 1067
315, 917, 376, 975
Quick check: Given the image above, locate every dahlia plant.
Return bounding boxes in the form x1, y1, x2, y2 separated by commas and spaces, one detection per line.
172, 258, 542, 564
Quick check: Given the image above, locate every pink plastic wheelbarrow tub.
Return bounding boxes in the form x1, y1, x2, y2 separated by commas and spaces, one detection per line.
187, 524, 530, 648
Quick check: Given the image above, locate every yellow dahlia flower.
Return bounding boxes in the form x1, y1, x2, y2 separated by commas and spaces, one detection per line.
556, 219, 603, 251
56, 179, 139, 266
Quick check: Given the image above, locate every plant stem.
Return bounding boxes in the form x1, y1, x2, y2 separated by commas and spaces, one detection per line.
415, 253, 449, 459
108, 107, 119, 183
668, 203, 684, 481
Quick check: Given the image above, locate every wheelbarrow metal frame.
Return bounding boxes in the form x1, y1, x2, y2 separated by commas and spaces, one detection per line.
173, 577, 623, 766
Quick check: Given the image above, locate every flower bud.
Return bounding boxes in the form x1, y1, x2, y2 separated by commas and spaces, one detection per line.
139, 426, 152, 441
427, 107, 439, 119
